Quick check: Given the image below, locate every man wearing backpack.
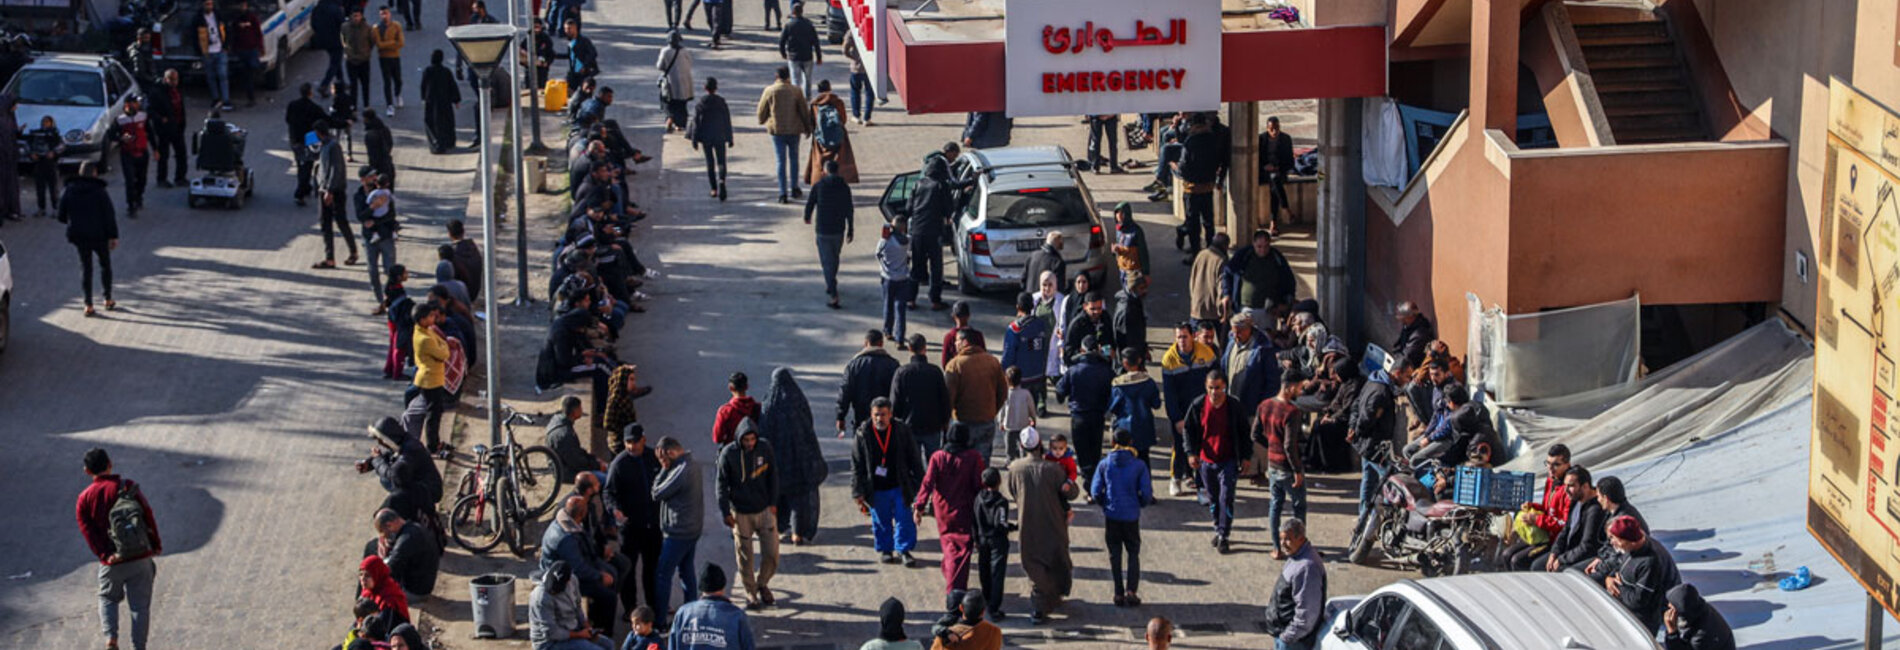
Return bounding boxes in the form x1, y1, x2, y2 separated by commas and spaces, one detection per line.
75, 448, 161, 650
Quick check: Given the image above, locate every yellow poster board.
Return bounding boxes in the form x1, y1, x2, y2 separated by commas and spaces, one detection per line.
1811, 78, 1900, 618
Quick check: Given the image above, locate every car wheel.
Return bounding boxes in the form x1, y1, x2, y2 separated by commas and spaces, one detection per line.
957, 262, 981, 296
262, 39, 289, 90
0, 293, 10, 358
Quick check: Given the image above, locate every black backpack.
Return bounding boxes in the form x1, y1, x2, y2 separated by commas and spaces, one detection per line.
108, 480, 154, 558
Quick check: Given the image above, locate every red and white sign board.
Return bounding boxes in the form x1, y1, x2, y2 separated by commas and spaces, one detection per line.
842, 0, 889, 100
1003, 0, 1221, 118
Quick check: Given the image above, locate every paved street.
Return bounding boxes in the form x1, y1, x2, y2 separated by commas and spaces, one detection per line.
0, 1, 1407, 648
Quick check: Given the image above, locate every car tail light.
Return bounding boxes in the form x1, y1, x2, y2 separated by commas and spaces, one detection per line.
151, 41, 163, 56
1088, 224, 1104, 249
828, 0, 842, 7
970, 232, 991, 256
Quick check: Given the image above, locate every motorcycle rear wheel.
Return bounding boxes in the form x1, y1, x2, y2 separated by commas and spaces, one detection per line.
1348, 509, 1383, 565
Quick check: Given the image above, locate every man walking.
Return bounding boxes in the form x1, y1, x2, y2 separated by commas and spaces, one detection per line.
1054, 336, 1114, 478
906, 150, 957, 309
1263, 518, 1325, 650
286, 83, 327, 205
804, 159, 854, 308
112, 98, 150, 219
1256, 369, 1308, 558
312, 0, 346, 97
356, 167, 398, 313
651, 436, 704, 627
419, 49, 461, 153
778, 2, 822, 96
890, 333, 950, 454
342, 7, 374, 112
1086, 114, 1123, 173
914, 423, 984, 592
313, 125, 361, 268
668, 565, 756, 650
836, 330, 900, 438
227, 2, 264, 107
944, 328, 1008, 463
76, 448, 161, 650
757, 66, 812, 204
688, 77, 733, 201
716, 423, 780, 609
876, 222, 911, 339
374, 6, 405, 115
1006, 428, 1078, 623
59, 162, 118, 316
1183, 370, 1249, 554
194, 0, 231, 110
1261, 116, 1295, 230
1091, 428, 1152, 607
564, 18, 598, 90
1174, 114, 1224, 254
850, 398, 923, 566
147, 70, 187, 189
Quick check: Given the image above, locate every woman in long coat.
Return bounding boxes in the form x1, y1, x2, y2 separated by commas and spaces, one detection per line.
804, 79, 858, 185
419, 49, 461, 153
761, 367, 828, 544
655, 30, 695, 131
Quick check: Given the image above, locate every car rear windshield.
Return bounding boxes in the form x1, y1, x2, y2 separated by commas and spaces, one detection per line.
984, 187, 1092, 228
8, 69, 105, 107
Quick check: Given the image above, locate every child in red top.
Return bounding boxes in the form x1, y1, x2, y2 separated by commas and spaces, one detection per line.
1045, 433, 1079, 483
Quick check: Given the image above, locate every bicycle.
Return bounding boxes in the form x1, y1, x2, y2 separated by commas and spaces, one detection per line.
448, 404, 564, 554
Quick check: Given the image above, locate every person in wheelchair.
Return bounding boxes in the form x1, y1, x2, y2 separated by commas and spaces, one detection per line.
193, 111, 249, 175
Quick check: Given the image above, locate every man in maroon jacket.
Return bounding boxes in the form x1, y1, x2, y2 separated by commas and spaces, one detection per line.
711, 371, 762, 446
74, 448, 161, 650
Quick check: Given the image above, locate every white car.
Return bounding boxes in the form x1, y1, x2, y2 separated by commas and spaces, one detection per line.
7, 55, 140, 168
878, 145, 1112, 294
0, 237, 12, 357
1319, 571, 1660, 650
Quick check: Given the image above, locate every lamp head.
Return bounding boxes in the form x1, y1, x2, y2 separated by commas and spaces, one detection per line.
445, 23, 517, 76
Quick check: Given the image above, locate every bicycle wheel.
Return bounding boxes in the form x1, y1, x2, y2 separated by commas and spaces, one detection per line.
449, 493, 504, 553
514, 445, 563, 517
500, 477, 526, 556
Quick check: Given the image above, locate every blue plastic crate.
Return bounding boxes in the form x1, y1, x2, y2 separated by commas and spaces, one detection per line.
1452, 467, 1536, 510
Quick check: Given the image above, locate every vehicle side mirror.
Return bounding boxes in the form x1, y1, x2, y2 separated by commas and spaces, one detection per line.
1072, 160, 1093, 172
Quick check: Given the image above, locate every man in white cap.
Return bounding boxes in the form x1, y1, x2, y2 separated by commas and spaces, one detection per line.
1005, 427, 1078, 623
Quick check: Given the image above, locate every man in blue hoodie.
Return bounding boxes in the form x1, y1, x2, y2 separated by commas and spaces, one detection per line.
1091, 428, 1153, 607
1107, 347, 1161, 464
668, 564, 755, 650
1055, 336, 1115, 479
1000, 292, 1050, 413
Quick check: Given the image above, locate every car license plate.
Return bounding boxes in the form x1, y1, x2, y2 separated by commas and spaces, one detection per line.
1014, 240, 1039, 252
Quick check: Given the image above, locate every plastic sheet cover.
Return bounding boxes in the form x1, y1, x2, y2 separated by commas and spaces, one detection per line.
1469, 293, 1643, 406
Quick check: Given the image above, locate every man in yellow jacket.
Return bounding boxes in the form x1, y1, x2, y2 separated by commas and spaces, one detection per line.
407, 303, 453, 451
373, 6, 406, 115
757, 65, 812, 204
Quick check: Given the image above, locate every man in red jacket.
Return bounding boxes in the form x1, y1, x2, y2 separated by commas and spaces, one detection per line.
712, 371, 762, 445
1504, 443, 1573, 570
74, 448, 161, 650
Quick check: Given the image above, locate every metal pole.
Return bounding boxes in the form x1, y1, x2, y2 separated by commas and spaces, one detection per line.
477, 77, 502, 449
522, 0, 546, 153
1869, 595, 1885, 650
508, 25, 532, 306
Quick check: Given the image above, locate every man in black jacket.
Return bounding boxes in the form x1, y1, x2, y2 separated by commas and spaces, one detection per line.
1393, 301, 1435, 365
1113, 274, 1150, 363
777, 2, 821, 96
890, 333, 951, 456
363, 416, 443, 519
147, 71, 188, 188
285, 83, 328, 204
688, 77, 733, 200
1260, 116, 1295, 228
369, 507, 440, 596
1055, 339, 1114, 478
1021, 233, 1067, 300
1174, 113, 1226, 254
837, 330, 901, 434
806, 159, 854, 308
1062, 293, 1117, 365
58, 162, 118, 316
1606, 515, 1681, 633
312, 0, 346, 96
851, 398, 924, 565
907, 152, 956, 310
1544, 465, 1604, 573
605, 424, 664, 615
717, 422, 780, 608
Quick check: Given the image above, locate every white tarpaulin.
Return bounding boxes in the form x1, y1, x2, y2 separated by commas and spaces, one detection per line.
1499, 319, 1812, 472
1469, 293, 1643, 405
1362, 98, 1406, 188
1608, 397, 1900, 649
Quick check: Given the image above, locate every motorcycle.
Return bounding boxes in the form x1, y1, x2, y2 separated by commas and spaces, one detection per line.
1346, 443, 1505, 577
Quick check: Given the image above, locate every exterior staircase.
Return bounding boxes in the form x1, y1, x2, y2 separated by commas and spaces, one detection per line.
1574, 19, 1711, 144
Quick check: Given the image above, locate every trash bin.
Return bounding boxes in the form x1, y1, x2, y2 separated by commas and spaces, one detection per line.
470, 573, 516, 638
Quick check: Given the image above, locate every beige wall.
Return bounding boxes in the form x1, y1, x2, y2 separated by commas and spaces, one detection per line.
1697, 0, 1887, 330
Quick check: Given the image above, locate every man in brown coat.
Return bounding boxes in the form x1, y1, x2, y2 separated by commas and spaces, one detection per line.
757, 65, 813, 203
945, 328, 1008, 463
1007, 428, 1078, 623
1188, 232, 1231, 339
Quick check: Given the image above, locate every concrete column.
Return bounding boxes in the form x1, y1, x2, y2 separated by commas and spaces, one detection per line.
1226, 101, 1260, 240
1318, 97, 1368, 348
1470, 0, 1519, 142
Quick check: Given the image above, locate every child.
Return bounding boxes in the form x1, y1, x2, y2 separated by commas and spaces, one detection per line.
622, 605, 664, 650
998, 366, 1035, 462
1045, 433, 1079, 483
26, 115, 62, 218
972, 468, 1017, 620
875, 222, 911, 340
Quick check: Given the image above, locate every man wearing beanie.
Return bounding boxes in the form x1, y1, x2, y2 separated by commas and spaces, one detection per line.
667, 563, 755, 650
361, 416, 443, 520
604, 423, 664, 620
1604, 515, 1681, 634
861, 597, 922, 649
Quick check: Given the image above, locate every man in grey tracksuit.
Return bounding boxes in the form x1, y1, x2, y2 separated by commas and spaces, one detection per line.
651, 436, 704, 624
313, 124, 359, 267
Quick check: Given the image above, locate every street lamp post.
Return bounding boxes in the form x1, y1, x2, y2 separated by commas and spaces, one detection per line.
447, 22, 517, 448
505, 7, 532, 307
